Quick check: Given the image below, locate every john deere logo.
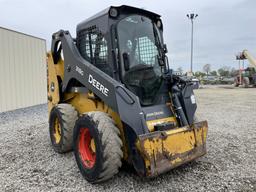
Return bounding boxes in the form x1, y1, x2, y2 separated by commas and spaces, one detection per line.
88, 74, 109, 96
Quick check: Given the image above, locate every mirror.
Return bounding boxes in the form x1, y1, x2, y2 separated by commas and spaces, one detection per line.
123, 52, 130, 71
163, 44, 168, 54
157, 55, 165, 66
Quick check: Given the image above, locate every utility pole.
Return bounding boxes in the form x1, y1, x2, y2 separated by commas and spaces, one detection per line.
187, 13, 198, 74
236, 52, 242, 85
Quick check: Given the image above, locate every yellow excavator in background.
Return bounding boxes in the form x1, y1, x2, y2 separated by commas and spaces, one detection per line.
235, 50, 256, 87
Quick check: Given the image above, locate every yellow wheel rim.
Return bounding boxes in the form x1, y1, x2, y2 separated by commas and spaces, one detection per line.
53, 118, 61, 144
90, 139, 96, 153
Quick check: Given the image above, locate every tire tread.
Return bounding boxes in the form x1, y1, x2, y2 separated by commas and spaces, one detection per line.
55, 104, 78, 152
87, 111, 123, 182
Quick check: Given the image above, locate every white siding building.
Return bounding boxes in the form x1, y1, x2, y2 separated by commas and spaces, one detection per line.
0, 27, 47, 113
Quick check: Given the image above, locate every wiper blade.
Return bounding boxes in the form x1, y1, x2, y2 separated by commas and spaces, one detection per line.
152, 24, 162, 52
152, 23, 165, 67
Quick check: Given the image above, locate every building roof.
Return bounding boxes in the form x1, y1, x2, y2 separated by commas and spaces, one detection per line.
0, 26, 46, 41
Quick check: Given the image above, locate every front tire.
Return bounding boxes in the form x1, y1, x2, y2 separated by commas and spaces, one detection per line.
73, 111, 123, 183
243, 77, 250, 88
234, 80, 239, 87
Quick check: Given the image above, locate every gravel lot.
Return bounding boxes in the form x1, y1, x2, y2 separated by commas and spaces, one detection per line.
0, 86, 256, 192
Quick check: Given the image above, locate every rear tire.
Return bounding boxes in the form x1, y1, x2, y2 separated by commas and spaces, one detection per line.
49, 104, 78, 153
73, 111, 123, 183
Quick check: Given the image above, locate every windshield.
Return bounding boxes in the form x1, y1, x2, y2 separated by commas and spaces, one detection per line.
118, 15, 162, 69
117, 15, 163, 106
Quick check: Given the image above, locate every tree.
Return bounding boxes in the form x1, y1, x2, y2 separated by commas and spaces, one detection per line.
210, 70, 217, 76
194, 71, 206, 78
230, 67, 239, 77
218, 66, 230, 77
203, 64, 211, 77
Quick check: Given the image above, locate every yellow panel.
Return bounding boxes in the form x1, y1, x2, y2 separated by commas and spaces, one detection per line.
163, 130, 196, 155
47, 53, 60, 113
137, 121, 208, 176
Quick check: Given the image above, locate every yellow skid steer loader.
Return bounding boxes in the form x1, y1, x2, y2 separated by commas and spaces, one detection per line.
47, 5, 208, 183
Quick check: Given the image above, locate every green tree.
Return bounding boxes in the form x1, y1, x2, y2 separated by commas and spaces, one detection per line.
194, 71, 206, 78
218, 66, 230, 77
230, 67, 239, 77
203, 64, 211, 77
210, 70, 217, 76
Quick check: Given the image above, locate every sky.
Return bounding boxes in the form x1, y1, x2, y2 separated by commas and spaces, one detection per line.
0, 0, 255, 72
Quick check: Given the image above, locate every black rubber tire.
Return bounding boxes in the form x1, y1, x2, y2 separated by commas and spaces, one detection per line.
234, 81, 239, 87
49, 104, 78, 153
243, 77, 250, 88
73, 111, 123, 183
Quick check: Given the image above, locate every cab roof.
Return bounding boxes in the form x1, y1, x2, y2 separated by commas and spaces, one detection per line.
77, 5, 161, 33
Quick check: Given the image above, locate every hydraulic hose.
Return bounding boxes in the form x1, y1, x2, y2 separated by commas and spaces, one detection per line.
172, 93, 189, 127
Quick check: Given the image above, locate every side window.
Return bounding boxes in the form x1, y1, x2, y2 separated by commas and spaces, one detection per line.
85, 34, 91, 59
98, 37, 107, 60
90, 33, 97, 60
78, 26, 111, 76
77, 31, 91, 61
92, 33, 108, 66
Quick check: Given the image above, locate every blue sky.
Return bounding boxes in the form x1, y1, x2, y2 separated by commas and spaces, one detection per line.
0, 0, 255, 72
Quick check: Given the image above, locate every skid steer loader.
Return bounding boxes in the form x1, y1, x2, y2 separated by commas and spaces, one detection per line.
47, 5, 208, 183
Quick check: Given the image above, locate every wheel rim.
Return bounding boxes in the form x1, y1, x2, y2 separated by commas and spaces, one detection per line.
53, 118, 61, 144
78, 128, 96, 168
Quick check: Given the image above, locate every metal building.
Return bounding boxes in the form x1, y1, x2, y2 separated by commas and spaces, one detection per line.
0, 27, 47, 113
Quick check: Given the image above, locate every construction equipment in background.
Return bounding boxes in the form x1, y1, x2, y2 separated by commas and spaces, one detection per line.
186, 71, 200, 89
235, 49, 256, 87
47, 5, 208, 183
173, 71, 200, 89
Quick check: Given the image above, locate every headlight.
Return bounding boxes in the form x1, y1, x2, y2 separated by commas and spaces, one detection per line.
156, 20, 162, 28
109, 8, 118, 18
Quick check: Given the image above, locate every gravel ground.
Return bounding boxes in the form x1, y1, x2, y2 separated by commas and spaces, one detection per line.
0, 86, 256, 192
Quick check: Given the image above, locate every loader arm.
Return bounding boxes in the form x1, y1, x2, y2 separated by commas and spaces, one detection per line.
51, 30, 148, 135
242, 50, 256, 69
